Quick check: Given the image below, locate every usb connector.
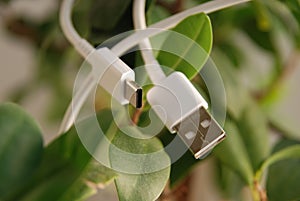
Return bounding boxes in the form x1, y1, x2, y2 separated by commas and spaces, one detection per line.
174, 106, 225, 159
147, 72, 226, 159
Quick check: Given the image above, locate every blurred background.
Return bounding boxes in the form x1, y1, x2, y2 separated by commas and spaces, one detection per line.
0, 0, 300, 200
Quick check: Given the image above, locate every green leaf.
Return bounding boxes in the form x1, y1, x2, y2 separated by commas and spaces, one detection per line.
255, 140, 300, 180
156, 128, 199, 188
136, 110, 204, 188
147, 3, 170, 25
156, 13, 213, 79
266, 0, 300, 47
218, 42, 245, 68
169, 150, 197, 188
237, 100, 270, 171
264, 64, 300, 141
0, 103, 43, 199
263, 140, 300, 201
89, 0, 132, 31
73, 0, 94, 37
282, 0, 300, 44
15, 129, 91, 201
213, 49, 270, 171
114, 169, 170, 201
211, 49, 250, 119
109, 128, 170, 201
214, 121, 254, 185
215, 162, 245, 200
243, 21, 275, 51
59, 160, 117, 201
252, 0, 272, 31
7, 110, 117, 201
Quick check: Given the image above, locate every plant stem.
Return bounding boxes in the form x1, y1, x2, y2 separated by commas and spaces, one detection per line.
131, 104, 144, 125
255, 180, 268, 201
251, 179, 268, 201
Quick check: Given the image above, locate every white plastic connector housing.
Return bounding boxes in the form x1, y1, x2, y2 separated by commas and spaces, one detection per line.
147, 72, 225, 159
86, 47, 137, 106
147, 72, 208, 132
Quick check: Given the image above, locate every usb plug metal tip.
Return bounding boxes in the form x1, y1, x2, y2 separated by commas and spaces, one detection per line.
125, 80, 143, 108
174, 106, 226, 159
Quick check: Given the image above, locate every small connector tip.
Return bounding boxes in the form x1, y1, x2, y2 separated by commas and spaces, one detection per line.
125, 80, 143, 108
174, 106, 226, 159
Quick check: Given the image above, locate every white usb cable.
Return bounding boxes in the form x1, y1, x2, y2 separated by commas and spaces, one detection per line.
133, 0, 230, 158
133, 0, 166, 84
59, 0, 250, 136
58, 0, 142, 134
60, 0, 94, 58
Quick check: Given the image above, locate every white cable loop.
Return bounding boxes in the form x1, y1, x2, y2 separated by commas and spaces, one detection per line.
58, 0, 251, 134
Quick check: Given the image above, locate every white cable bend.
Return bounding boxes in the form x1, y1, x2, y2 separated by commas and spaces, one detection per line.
58, 0, 250, 134
60, 0, 94, 58
112, 0, 251, 56
133, 0, 166, 84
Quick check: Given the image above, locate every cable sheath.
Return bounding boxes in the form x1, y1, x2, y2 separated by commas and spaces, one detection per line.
133, 0, 166, 83
58, 0, 250, 134
60, 0, 94, 57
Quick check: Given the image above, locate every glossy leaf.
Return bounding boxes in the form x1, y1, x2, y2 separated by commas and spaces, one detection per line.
109, 128, 170, 201
59, 160, 117, 201
6, 110, 117, 201
256, 144, 300, 181
0, 103, 43, 199
265, 140, 300, 201
156, 13, 213, 79
214, 121, 254, 185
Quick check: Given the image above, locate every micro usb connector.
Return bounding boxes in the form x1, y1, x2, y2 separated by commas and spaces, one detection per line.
90, 48, 143, 108
147, 72, 226, 159
125, 80, 143, 108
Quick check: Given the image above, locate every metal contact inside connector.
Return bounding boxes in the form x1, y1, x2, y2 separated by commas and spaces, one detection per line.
125, 80, 143, 108
174, 106, 226, 159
